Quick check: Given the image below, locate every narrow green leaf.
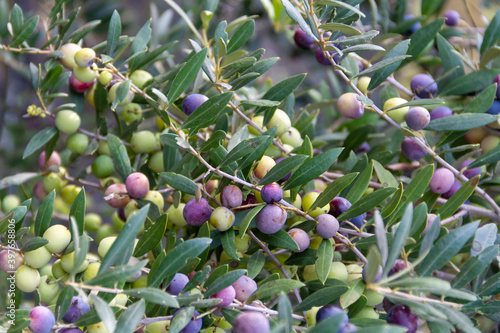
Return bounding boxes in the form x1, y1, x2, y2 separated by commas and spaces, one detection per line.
340, 279, 365, 308
319, 22, 361, 35
10, 15, 38, 47
182, 92, 233, 135
247, 250, 266, 279
238, 128, 276, 170
221, 135, 270, 167
253, 229, 300, 251
421, 0, 445, 16
471, 224, 498, 257
205, 265, 229, 288
284, 148, 343, 190
169, 307, 194, 333
439, 70, 499, 96
107, 134, 132, 180
426, 113, 498, 131
310, 313, 348, 333
91, 295, 116, 333
313, 1, 365, 17
466, 84, 497, 114
401, 19, 444, 68
316, 239, 334, 284
373, 160, 398, 188
345, 161, 373, 203
21, 237, 49, 252
248, 279, 305, 301
41, 65, 63, 92
107, 10, 121, 55
205, 269, 246, 297
374, 211, 388, 265
383, 203, 412, 277
338, 187, 397, 221
437, 176, 479, 219
34, 190, 55, 236
481, 8, 500, 54
221, 227, 239, 260
255, 74, 306, 114
133, 214, 168, 257
99, 205, 149, 273
281, 0, 317, 40
129, 20, 152, 69
227, 20, 255, 54
55, 286, 74, 320
74, 307, 121, 327
418, 222, 479, 276
467, 145, 500, 169
86, 261, 146, 285
69, 187, 85, 236
159, 172, 198, 195
167, 48, 208, 106
258, 155, 308, 185
115, 299, 145, 333
23, 127, 58, 159
278, 292, 292, 333
148, 238, 212, 287
239, 204, 265, 238
384, 98, 444, 112
436, 34, 465, 88
308, 172, 358, 212
452, 245, 499, 289
294, 285, 348, 312
478, 272, 500, 296
358, 55, 410, 81
240, 99, 281, 107
0, 172, 39, 190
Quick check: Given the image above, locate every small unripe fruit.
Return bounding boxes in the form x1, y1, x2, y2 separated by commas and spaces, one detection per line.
465, 127, 488, 144
288, 228, 310, 252
98, 236, 117, 258
481, 135, 500, 153
357, 76, 371, 95
87, 323, 109, 333
42, 172, 64, 192
38, 275, 60, 303
84, 213, 101, 233
73, 65, 98, 83
328, 261, 348, 282
255, 204, 287, 234
184, 198, 213, 226
74, 48, 96, 67
91, 155, 115, 179
43, 224, 71, 253
280, 127, 303, 148
59, 43, 81, 69
98, 71, 113, 86
61, 184, 82, 204
182, 94, 209, 116
410, 74, 437, 98
249, 115, 266, 135
260, 183, 283, 203
104, 183, 130, 208
120, 103, 142, 123
126, 172, 150, 199
221, 185, 243, 208
28, 306, 56, 333
444, 10, 460, 27
383, 97, 409, 123
61, 252, 89, 273
167, 203, 187, 227
316, 214, 339, 239
2, 194, 21, 212
15, 265, 41, 292
97, 141, 111, 156
131, 130, 157, 153
66, 133, 89, 154
130, 70, 153, 89
430, 106, 453, 120
364, 288, 384, 306
38, 151, 61, 171
401, 138, 427, 160
233, 312, 270, 333
346, 264, 363, 283
254, 156, 276, 179
24, 246, 52, 268
55, 110, 81, 134
232, 275, 258, 302
294, 29, 315, 49
405, 107, 430, 130
337, 92, 364, 119
210, 206, 235, 231
108, 82, 135, 106
83, 262, 100, 281
144, 191, 164, 211
235, 233, 251, 253
149, 151, 165, 173
302, 192, 329, 218
429, 168, 455, 194
267, 109, 291, 137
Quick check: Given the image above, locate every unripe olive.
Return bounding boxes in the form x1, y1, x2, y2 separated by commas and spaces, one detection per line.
98, 236, 117, 258
249, 115, 266, 135
98, 71, 113, 86
357, 76, 371, 95
481, 135, 500, 153
42, 172, 64, 193
96, 225, 115, 243
91, 155, 115, 179
383, 97, 409, 123
2, 194, 21, 212
280, 127, 303, 148
352, 306, 379, 319
346, 264, 363, 283
73, 65, 98, 83
74, 48, 96, 67
131, 130, 157, 154
465, 127, 488, 144
15, 265, 41, 292
210, 206, 235, 231
38, 275, 60, 303
87, 323, 109, 333
267, 109, 291, 137
43, 224, 71, 253
83, 262, 100, 282
149, 151, 165, 173
302, 192, 329, 218
166, 203, 187, 227
60, 185, 82, 205
84, 213, 102, 232
364, 288, 384, 306
55, 110, 81, 134
130, 70, 153, 89
24, 246, 52, 268
66, 133, 89, 154
60, 252, 89, 273
51, 260, 66, 279
97, 141, 111, 156
120, 103, 142, 123
328, 261, 348, 282
254, 156, 276, 180
108, 82, 135, 106
144, 191, 165, 211
59, 43, 81, 69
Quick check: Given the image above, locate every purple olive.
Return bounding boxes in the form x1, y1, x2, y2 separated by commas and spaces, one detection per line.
316, 214, 339, 239
183, 198, 213, 226
293, 29, 315, 49
430, 106, 453, 120
233, 312, 270, 333
444, 10, 460, 27
460, 160, 481, 179
401, 138, 427, 160
405, 107, 430, 130
260, 183, 283, 203
255, 204, 287, 234
429, 168, 455, 194
182, 94, 209, 116
221, 185, 243, 208
28, 306, 56, 333
288, 228, 310, 252
411, 74, 437, 98
386, 304, 419, 333
233, 275, 258, 302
